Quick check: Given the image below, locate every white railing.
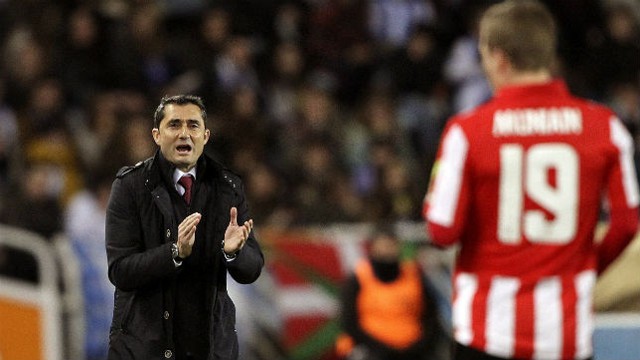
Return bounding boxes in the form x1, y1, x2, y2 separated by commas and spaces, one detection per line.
52, 233, 86, 360
0, 225, 62, 360
0, 225, 85, 360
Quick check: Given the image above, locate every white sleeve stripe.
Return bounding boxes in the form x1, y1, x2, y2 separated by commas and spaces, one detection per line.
533, 277, 563, 360
486, 277, 519, 357
610, 117, 640, 207
428, 125, 469, 226
575, 270, 595, 359
453, 273, 477, 345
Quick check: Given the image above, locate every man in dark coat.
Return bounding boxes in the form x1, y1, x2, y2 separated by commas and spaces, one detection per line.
105, 95, 264, 360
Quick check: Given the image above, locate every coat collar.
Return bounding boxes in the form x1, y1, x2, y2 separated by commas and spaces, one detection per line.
143, 149, 227, 192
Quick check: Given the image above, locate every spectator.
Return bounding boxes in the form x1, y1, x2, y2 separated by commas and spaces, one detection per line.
385, 24, 445, 97
278, 73, 344, 171
58, 6, 110, 107
0, 161, 64, 283
345, 91, 416, 201
1, 26, 50, 110
306, 0, 375, 105
291, 135, 349, 224
337, 225, 444, 360
367, 0, 437, 53
373, 159, 423, 221
272, 1, 308, 44
209, 85, 276, 168
208, 35, 260, 107
0, 77, 19, 190
263, 41, 307, 128
19, 77, 83, 204
590, 1, 640, 99
0, 161, 63, 240
243, 162, 294, 227
64, 168, 114, 360
120, 112, 157, 165
197, 6, 232, 60
105, 3, 184, 96
443, 4, 492, 113
187, 6, 233, 95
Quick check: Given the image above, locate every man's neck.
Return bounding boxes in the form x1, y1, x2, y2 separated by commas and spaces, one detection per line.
173, 167, 197, 185
496, 70, 552, 91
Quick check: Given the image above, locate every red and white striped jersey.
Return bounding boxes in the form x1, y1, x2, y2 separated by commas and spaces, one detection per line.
423, 80, 640, 359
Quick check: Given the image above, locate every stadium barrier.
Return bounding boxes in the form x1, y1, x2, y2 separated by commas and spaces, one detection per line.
53, 233, 86, 360
1, 222, 640, 360
0, 225, 84, 360
593, 312, 640, 360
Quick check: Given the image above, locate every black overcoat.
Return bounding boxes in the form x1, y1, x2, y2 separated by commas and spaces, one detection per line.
106, 151, 264, 360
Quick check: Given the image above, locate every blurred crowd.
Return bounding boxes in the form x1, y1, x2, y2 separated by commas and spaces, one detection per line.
0, 0, 639, 231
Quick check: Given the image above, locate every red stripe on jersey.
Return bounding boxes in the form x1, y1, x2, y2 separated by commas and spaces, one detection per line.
514, 286, 534, 359
562, 276, 578, 359
472, 276, 491, 351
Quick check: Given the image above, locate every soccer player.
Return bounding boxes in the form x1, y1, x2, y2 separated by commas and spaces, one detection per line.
422, 1, 640, 359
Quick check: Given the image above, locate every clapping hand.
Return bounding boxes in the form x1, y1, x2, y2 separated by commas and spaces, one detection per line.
223, 207, 253, 256
177, 212, 201, 258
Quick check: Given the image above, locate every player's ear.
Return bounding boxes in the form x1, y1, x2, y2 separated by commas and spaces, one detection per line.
152, 128, 161, 145
494, 48, 511, 72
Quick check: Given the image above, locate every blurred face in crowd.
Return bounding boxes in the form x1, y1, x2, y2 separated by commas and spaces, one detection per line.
368, 232, 401, 282
152, 103, 210, 172
369, 233, 400, 263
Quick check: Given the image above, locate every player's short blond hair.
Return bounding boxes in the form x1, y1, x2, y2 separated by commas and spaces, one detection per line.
479, 0, 557, 71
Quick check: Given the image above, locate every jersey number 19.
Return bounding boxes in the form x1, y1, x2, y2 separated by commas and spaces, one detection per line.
498, 143, 578, 245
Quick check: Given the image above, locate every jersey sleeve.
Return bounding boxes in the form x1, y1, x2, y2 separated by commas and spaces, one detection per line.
422, 123, 472, 247
597, 116, 640, 273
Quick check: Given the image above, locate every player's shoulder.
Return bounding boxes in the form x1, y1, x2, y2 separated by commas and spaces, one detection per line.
116, 158, 150, 179
568, 95, 616, 119
444, 102, 494, 135
221, 168, 243, 191
449, 107, 478, 124
207, 154, 244, 191
568, 97, 622, 140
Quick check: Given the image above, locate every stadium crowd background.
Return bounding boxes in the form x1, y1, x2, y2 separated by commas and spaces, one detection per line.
0, 0, 639, 358
0, 0, 639, 230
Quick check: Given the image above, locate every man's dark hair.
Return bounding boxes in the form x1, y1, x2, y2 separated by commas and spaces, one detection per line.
153, 95, 208, 128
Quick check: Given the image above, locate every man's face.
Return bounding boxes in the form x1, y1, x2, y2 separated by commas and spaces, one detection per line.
152, 103, 210, 172
369, 234, 400, 263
